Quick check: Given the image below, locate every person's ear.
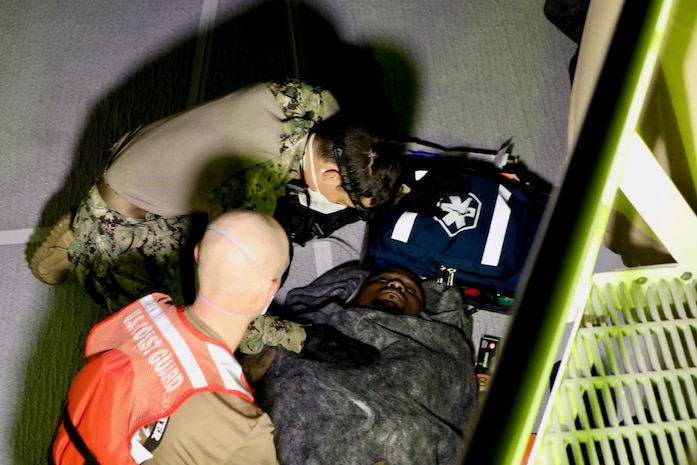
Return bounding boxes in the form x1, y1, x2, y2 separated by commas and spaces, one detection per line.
320, 167, 342, 186
266, 279, 280, 301
194, 243, 200, 264
257, 279, 280, 308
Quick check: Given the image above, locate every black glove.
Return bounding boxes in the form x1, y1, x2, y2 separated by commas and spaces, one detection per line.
301, 324, 380, 368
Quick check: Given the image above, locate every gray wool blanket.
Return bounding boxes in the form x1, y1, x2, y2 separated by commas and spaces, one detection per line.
256, 263, 478, 465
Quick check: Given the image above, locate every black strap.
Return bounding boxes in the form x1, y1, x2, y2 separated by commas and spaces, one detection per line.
56, 404, 100, 465
331, 133, 373, 221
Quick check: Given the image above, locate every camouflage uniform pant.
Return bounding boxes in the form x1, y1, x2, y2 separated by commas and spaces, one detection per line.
67, 184, 305, 354
68, 184, 192, 313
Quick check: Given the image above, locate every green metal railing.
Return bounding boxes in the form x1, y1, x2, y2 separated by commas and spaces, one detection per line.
461, 1, 676, 463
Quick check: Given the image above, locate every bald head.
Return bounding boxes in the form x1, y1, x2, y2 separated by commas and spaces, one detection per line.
196, 210, 289, 316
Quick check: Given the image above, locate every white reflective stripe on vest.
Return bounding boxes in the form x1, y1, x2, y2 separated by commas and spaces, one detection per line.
481, 185, 512, 266
141, 294, 208, 388
206, 343, 249, 393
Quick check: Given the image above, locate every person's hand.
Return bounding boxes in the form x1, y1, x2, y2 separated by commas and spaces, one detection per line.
301, 324, 380, 368
239, 349, 278, 383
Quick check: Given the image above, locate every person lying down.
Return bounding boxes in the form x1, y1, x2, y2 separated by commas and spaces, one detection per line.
242, 261, 479, 465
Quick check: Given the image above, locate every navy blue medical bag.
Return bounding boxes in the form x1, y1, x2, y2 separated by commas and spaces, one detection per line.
362, 139, 552, 312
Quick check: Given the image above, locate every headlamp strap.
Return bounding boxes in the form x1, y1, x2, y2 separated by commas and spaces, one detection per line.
332, 133, 372, 220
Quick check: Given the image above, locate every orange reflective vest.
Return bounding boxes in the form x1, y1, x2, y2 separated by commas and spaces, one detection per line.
49, 293, 254, 464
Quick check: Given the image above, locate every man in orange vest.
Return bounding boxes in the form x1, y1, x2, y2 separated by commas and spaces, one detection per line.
49, 209, 289, 464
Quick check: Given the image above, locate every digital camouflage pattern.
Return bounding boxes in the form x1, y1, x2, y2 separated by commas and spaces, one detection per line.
68, 185, 192, 313
69, 187, 307, 354
241, 314, 306, 354
206, 77, 334, 218
67, 78, 333, 354
206, 154, 297, 219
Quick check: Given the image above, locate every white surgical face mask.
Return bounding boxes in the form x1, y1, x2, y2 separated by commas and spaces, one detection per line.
301, 134, 348, 215
259, 300, 272, 315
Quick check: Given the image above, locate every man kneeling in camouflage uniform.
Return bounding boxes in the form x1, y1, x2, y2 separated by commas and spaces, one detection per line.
30, 78, 402, 360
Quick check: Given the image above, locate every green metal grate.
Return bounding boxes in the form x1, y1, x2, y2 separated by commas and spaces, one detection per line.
535, 266, 697, 465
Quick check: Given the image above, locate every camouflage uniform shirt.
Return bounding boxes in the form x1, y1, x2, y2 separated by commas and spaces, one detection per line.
69, 78, 340, 354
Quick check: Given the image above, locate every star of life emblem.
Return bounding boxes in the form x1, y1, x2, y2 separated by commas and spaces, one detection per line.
435, 194, 481, 237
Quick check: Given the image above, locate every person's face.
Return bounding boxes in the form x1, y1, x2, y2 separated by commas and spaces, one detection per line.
354, 268, 424, 317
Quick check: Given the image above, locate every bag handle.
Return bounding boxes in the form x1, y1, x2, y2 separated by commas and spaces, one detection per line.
397, 136, 517, 168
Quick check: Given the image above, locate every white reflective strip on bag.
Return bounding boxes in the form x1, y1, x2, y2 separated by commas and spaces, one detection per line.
481, 185, 512, 266
391, 211, 419, 243
206, 343, 251, 395
141, 295, 208, 388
